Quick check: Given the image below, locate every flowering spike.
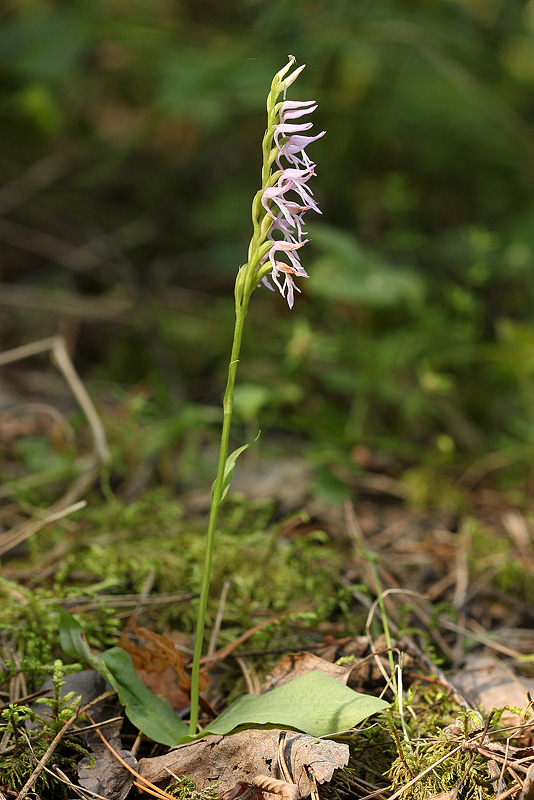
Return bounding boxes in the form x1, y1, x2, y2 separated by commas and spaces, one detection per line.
247, 60, 323, 308
250, 62, 324, 307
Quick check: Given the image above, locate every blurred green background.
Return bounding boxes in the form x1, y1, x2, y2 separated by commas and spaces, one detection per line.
2, 0, 534, 498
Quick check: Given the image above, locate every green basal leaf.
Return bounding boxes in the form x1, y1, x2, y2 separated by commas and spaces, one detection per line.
99, 647, 189, 745
59, 611, 189, 746
178, 671, 389, 743
59, 610, 97, 666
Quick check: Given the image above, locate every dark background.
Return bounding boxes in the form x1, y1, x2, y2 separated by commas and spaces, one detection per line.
2, 0, 534, 499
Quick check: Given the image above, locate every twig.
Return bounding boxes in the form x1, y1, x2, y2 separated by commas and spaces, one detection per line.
236, 656, 261, 695
496, 737, 511, 799
0, 282, 131, 319
50, 336, 110, 463
84, 713, 176, 800
0, 336, 58, 366
52, 764, 110, 799
0, 688, 52, 713
439, 618, 524, 659
0, 500, 86, 557
0, 148, 78, 215
0, 335, 110, 463
134, 568, 156, 617
0, 218, 105, 274
58, 590, 197, 613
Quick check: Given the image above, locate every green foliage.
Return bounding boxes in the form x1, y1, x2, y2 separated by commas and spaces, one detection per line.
37, 487, 351, 640
214, 432, 260, 503
60, 612, 388, 745
186, 671, 389, 742
0, 577, 119, 693
34, 659, 83, 738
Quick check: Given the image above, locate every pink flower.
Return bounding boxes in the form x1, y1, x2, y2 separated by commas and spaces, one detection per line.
269, 201, 310, 242
278, 167, 321, 212
277, 131, 326, 169
274, 121, 313, 148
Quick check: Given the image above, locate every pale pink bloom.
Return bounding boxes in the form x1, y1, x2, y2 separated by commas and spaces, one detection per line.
262, 183, 299, 222
262, 175, 319, 225
278, 167, 321, 212
272, 262, 308, 309
276, 131, 326, 169
262, 262, 307, 309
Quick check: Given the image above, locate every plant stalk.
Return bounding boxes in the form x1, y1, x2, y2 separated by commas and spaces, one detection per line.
188, 296, 249, 734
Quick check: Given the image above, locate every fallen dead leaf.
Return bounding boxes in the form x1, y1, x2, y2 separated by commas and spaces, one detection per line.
263, 638, 418, 695
139, 728, 349, 798
449, 654, 534, 726
261, 653, 353, 692
78, 715, 138, 800
119, 617, 209, 710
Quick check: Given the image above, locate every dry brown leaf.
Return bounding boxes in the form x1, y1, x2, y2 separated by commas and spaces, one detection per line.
449, 654, 534, 726
261, 653, 353, 692
252, 775, 299, 800
262, 638, 417, 695
78, 715, 138, 800
52, 670, 138, 800
118, 618, 210, 710
139, 729, 349, 798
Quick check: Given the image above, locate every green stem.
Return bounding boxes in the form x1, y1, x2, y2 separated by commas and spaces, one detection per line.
188, 294, 249, 735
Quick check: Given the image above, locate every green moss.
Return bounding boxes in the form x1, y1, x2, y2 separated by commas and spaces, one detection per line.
402, 465, 465, 511
0, 661, 91, 796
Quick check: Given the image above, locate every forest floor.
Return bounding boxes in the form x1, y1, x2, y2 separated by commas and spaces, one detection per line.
1, 347, 534, 800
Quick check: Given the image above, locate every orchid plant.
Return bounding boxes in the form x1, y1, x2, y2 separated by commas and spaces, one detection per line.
188, 56, 324, 734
